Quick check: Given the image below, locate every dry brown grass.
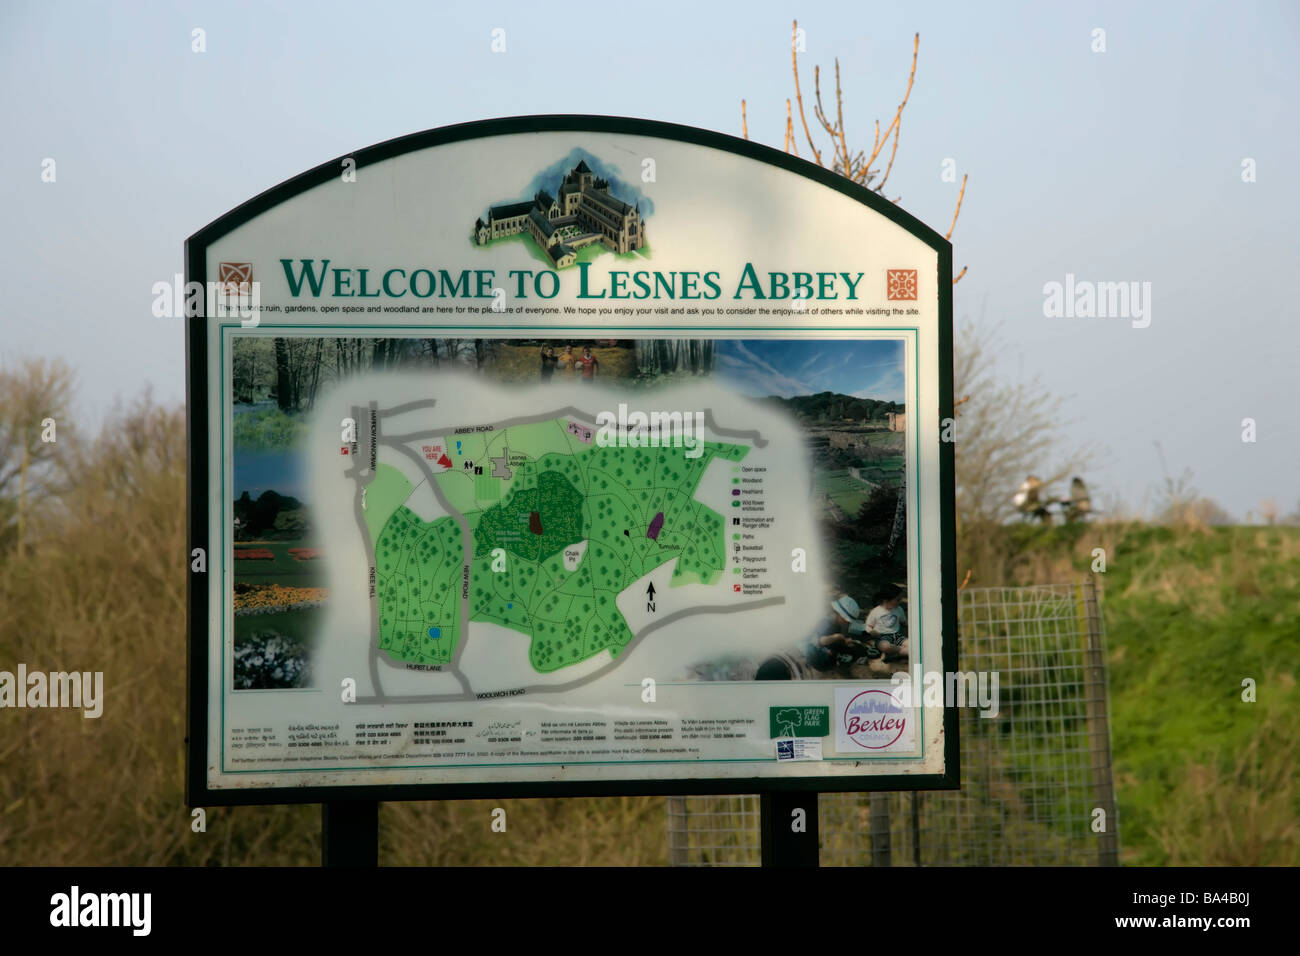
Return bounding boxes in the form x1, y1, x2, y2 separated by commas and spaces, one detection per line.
0, 399, 209, 864
381, 796, 666, 866
0, 396, 668, 865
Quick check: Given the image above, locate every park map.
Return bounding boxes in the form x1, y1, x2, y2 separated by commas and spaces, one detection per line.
355, 399, 755, 698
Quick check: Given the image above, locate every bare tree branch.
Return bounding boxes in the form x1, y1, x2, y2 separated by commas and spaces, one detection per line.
859, 32, 918, 185
953, 321, 1097, 527
946, 173, 967, 241
791, 20, 824, 167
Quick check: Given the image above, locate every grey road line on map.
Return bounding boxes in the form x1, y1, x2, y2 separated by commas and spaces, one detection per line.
354, 690, 474, 704
478, 406, 769, 443
379, 407, 600, 447
381, 431, 460, 445
350, 402, 385, 698
382, 406, 767, 450
352, 595, 787, 705
701, 409, 769, 449
376, 399, 438, 420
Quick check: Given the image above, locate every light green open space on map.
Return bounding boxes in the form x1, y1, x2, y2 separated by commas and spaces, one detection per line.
435, 468, 478, 516
448, 432, 490, 470
498, 416, 584, 463
363, 463, 413, 542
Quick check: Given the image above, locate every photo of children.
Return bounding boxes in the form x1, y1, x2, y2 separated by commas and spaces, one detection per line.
787, 585, 909, 679
865, 583, 908, 662
556, 345, 575, 377
575, 345, 599, 382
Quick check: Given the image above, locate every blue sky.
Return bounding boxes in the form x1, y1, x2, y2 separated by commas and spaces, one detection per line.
718, 340, 904, 402
3, 0, 1298, 518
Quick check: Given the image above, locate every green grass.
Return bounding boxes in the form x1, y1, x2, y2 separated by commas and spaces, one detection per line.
815, 468, 874, 515
1097, 525, 1300, 864
473, 230, 651, 271
989, 521, 1300, 865
573, 240, 651, 265
855, 431, 902, 447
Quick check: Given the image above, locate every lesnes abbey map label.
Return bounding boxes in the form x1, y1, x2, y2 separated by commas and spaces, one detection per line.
188, 118, 955, 801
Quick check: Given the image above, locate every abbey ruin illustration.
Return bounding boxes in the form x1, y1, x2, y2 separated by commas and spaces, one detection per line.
472, 160, 648, 268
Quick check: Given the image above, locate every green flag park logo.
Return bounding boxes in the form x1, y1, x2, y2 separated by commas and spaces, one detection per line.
769, 705, 830, 739
471, 153, 650, 269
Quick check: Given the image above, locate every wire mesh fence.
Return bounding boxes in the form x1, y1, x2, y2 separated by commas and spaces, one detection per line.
666, 578, 1119, 866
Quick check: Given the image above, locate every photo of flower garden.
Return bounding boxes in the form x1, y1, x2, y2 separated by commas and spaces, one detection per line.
231, 338, 325, 689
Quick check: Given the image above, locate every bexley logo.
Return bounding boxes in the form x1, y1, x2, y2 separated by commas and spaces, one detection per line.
836, 688, 909, 750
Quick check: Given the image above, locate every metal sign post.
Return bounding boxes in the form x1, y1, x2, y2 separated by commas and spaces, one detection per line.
321, 802, 378, 867
760, 793, 820, 867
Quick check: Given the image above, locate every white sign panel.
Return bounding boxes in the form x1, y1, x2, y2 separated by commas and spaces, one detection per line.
186, 116, 956, 803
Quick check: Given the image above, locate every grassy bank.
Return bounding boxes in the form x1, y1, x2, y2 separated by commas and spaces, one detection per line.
968, 520, 1300, 865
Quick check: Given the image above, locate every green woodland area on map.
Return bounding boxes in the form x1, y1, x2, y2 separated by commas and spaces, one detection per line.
368, 417, 748, 671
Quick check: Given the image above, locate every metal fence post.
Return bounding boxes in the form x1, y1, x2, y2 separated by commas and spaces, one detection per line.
666, 796, 689, 866
1081, 576, 1120, 866
870, 793, 892, 866
911, 792, 922, 866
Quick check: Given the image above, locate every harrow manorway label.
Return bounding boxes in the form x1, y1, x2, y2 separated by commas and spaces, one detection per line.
186, 116, 956, 803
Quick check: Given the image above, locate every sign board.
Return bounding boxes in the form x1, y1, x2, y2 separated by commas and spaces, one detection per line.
186, 116, 956, 805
